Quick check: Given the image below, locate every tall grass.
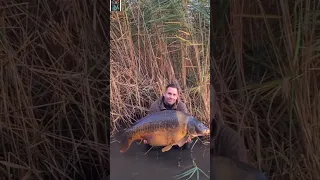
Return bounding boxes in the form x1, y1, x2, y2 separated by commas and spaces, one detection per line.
110, 0, 210, 135
213, 0, 320, 179
0, 1, 108, 179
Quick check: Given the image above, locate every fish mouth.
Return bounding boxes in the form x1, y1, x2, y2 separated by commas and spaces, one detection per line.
190, 131, 210, 138
198, 129, 210, 136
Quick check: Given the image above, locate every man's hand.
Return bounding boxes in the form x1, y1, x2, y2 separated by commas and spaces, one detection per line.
186, 137, 192, 143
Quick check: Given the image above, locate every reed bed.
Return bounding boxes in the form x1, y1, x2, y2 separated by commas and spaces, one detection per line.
0, 1, 109, 179
213, 0, 320, 179
110, 0, 210, 136
3, 0, 318, 179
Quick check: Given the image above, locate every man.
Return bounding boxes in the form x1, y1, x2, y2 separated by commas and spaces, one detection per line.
143, 83, 192, 148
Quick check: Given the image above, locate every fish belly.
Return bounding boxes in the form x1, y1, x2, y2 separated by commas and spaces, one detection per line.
143, 129, 186, 146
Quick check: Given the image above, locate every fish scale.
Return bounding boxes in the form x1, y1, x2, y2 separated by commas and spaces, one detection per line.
129, 119, 180, 134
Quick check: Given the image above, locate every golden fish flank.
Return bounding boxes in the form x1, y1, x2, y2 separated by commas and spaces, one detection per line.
119, 110, 210, 153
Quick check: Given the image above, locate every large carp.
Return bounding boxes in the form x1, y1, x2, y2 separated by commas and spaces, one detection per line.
119, 110, 210, 153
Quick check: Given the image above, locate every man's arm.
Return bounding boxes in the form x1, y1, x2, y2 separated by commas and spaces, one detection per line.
178, 102, 189, 114
148, 102, 158, 114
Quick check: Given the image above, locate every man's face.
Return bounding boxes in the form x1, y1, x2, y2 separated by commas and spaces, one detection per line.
163, 87, 178, 105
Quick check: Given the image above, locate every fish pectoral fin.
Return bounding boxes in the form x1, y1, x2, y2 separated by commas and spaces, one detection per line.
177, 136, 189, 147
162, 145, 173, 152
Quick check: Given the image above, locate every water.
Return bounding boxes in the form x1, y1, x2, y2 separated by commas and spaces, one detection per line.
110, 138, 210, 180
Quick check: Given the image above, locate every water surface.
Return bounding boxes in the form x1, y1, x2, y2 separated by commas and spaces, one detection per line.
110, 137, 210, 180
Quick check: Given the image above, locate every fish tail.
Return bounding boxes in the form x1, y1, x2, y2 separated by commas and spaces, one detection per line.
119, 131, 132, 153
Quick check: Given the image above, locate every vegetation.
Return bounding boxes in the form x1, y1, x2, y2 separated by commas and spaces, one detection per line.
213, 0, 320, 179
0, 1, 108, 179
110, 0, 210, 136
2, 0, 318, 179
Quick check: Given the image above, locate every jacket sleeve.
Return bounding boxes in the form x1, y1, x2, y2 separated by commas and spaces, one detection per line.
148, 102, 158, 114
178, 102, 189, 114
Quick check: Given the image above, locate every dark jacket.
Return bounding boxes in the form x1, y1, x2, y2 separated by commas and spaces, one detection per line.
212, 119, 248, 163
148, 96, 189, 114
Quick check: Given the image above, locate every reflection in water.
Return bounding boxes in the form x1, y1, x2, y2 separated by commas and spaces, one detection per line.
110, 138, 210, 180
